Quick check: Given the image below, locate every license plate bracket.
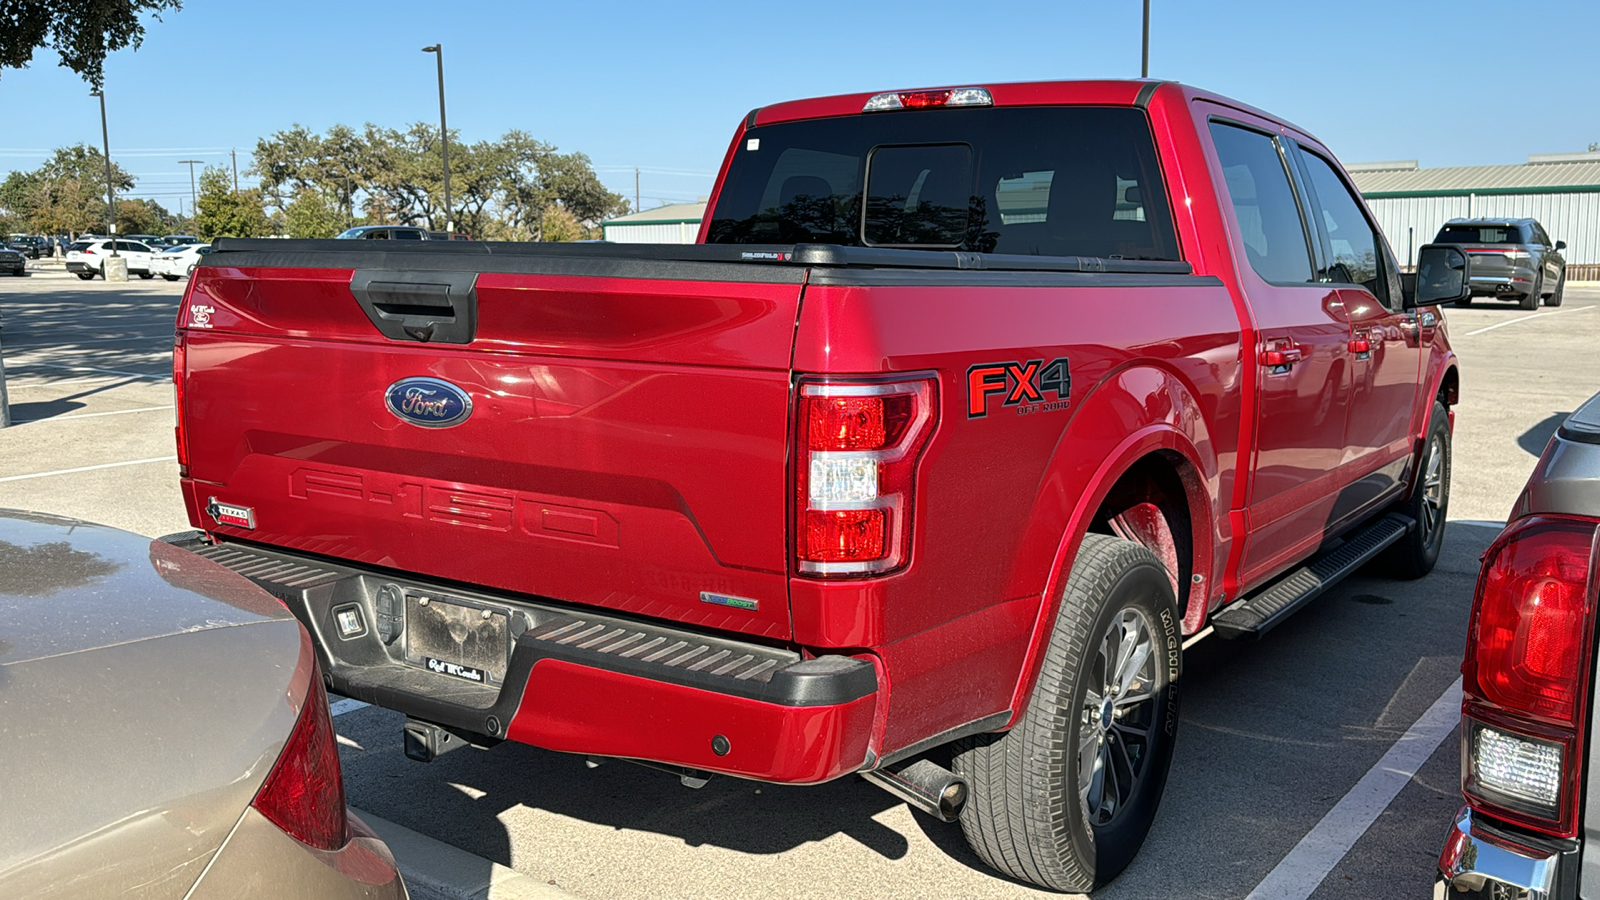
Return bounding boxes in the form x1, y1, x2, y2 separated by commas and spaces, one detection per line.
403, 593, 509, 685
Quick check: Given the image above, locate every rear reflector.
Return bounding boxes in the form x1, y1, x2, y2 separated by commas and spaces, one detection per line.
863, 87, 993, 112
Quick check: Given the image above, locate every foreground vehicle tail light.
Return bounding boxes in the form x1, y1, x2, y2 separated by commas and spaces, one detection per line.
251, 661, 349, 851
1460, 516, 1599, 837
795, 376, 936, 576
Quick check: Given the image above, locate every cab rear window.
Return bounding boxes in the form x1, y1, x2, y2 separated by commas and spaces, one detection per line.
706, 106, 1180, 261
1436, 225, 1526, 244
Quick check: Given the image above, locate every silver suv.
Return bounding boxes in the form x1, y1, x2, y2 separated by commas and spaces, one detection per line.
1431, 218, 1566, 310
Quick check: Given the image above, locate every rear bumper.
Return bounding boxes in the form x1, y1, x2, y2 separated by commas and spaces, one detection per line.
1436, 807, 1579, 900
159, 534, 879, 784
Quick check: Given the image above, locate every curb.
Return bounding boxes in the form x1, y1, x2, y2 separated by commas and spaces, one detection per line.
357, 810, 581, 900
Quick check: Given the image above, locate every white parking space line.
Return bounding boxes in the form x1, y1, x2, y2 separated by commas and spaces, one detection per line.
330, 697, 371, 717
14, 362, 167, 380
3, 334, 171, 348
1464, 305, 1592, 336
0, 455, 176, 483
1244, 677, 1462, 900
11, 405, 174, 424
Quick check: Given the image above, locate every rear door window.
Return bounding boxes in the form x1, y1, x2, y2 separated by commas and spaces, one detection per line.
707, 106, 1180, 260
1207, 122, 1314, 283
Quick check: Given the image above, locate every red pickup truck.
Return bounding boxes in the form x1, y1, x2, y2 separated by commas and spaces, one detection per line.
166, 80, 1467, 891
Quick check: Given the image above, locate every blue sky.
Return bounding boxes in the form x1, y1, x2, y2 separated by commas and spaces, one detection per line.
3, 0, 1597, 214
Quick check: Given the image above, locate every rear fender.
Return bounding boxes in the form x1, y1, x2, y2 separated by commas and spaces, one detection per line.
1002, 365, 1221, 726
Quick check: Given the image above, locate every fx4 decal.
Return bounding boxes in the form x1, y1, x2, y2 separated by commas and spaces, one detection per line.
967, 358, 1071, 419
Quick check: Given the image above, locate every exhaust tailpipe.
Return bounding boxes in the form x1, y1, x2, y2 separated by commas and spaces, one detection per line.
861, 758, 968, 822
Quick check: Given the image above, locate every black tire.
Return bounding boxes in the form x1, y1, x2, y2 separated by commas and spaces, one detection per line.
1453, 297, 1472, 307
138, 272, 153, 280
1545, 271, 1564, 307
163, 274, 179, 281
1519, 273, 1540, 311
75, 271, 95, 280
952, 533, 1181, 892
1378, 401, 1451, 579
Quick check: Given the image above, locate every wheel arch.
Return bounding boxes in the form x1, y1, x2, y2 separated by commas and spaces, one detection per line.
1001, 366, 1222, 727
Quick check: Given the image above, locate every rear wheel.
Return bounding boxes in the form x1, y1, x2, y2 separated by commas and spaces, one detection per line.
138, 272, 153, 280
1544, 271, 1564, 307
75, 271, 95, 280
1378, 401, 1451, 579
1519, 274, 1541, 311
952, 533, 1181, 892
1453, 296, 1472, 307
163, 274, 179, 281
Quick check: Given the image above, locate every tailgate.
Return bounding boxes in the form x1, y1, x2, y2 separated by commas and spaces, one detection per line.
179, 244, 805, 640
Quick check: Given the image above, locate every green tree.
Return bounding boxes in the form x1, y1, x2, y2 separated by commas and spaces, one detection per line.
1, 145, 136, 236
115, 197, 167, 235
248, 122, 627, 240
284, 186, 345, 238
194, 166, 269, 239
0, 0, 183, 91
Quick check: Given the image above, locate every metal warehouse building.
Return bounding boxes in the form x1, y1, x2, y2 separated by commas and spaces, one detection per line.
1350, 152, 1600, 278
601, 201, 706, 244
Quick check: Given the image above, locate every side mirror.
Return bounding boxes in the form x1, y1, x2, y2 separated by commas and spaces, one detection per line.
1407, 243, 1470, 309
1556, 240, 1567, 251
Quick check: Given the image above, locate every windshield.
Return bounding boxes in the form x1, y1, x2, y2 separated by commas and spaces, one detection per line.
706, 106, 1180, 260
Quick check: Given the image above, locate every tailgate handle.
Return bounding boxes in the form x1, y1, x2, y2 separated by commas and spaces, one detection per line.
350, 270, 478, 344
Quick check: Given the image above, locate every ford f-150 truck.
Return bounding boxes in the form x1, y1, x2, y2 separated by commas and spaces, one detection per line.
164, 80, 1468, 891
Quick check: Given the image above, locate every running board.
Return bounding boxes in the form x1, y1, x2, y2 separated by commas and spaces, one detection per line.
1211, 514, 1414, 640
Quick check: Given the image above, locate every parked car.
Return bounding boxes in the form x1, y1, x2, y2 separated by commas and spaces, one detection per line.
6, 236, 44, 259
1436, 391, 1600, 898
1431, 218, 1567, 311
151, 242, 213, 280
171, 80, 1467, 892
64, 239, 157, 280
336, 225, 433, 240
125, 233, 165, 248
0, 510, 408, 898
0, 246, 25, 276
163, 234, 201, 246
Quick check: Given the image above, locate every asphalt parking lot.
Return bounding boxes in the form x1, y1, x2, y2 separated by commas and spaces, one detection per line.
2, 261, 1596, 899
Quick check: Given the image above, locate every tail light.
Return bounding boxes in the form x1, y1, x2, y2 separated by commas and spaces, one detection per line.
172, 329, 188, 474
794, 375, 936, 576
1460, 515, 1600, 837
251, 660, 349, 851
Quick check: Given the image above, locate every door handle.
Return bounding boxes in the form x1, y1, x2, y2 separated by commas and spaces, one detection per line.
1259, 347, 1303, 367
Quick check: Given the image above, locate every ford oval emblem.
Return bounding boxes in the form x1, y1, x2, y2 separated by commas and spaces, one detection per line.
385, 377, 473, 428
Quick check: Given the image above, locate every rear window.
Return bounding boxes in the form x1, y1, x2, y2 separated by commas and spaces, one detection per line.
706, 106, 1180, 260
1435, 224, 1526, 244
67, 242, 91, 252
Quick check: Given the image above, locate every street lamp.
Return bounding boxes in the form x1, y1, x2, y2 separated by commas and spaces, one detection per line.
95, 90, 118, 259
421, 44, 452, 234
179, 160, 202, 234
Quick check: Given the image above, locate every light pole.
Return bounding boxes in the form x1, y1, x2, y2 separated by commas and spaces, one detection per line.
96, 91, 119, 259
421, 44, 452, 234
1141, 0, 1150, 78
179, 160, 202, 234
